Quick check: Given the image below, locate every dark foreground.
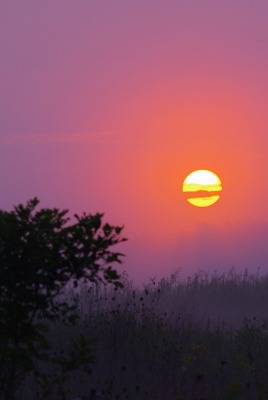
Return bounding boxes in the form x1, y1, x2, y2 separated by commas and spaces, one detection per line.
15, 269, 268, 399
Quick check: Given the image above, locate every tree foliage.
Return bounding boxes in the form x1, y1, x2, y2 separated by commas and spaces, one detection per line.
0, 198, 126, 399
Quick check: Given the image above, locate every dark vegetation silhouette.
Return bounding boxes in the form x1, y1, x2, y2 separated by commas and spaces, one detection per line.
2, 199, 268, 399
0, 198, 126, 400
76, 270, 268, 400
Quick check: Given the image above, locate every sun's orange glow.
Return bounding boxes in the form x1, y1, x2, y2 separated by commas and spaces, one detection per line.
182, 170, 222, 207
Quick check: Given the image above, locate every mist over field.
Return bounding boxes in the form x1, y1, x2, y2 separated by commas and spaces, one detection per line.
19, 268, 268, 400
120, 220, 268, 285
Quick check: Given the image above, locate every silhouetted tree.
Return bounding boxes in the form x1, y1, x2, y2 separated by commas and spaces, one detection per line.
0, 198, 126, 400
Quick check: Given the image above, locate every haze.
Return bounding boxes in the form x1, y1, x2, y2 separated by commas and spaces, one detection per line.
1, 1, 268, 284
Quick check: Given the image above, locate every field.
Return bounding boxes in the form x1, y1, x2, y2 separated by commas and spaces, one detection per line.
21, 268, 268, 400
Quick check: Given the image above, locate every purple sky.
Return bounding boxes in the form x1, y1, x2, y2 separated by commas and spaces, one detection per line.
1, 1, 268, 284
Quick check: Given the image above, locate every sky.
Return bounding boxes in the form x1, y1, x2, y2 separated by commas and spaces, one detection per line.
1, 0, 268, 284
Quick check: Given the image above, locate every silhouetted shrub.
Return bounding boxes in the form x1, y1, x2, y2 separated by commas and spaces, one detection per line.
0, 198, 126, 400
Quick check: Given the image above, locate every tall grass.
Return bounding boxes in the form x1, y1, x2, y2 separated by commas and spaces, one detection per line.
22, 268, 268, 400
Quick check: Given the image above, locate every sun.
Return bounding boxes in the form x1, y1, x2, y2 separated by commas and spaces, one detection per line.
182, 170, 222, 207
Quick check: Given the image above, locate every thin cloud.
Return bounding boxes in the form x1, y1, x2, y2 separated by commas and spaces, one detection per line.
0, 132, 114, 145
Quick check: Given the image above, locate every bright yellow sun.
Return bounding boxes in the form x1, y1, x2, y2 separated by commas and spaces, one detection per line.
182, 170, 222, 207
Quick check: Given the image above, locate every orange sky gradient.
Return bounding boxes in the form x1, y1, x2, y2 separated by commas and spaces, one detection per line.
1, 1, 268, 283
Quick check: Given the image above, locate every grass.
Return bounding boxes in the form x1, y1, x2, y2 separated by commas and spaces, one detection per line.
20, 268, 268, 399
